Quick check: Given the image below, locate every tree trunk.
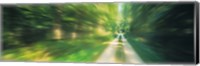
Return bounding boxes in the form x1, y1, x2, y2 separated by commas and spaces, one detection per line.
52, 5, 63, 40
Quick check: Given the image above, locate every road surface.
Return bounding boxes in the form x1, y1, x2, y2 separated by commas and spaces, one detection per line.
96, 33, 143, 64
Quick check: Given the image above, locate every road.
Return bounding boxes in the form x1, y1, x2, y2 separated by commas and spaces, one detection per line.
96, 33, 143, 64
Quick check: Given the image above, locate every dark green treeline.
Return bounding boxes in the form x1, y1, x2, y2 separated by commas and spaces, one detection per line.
122, 3, 195, 63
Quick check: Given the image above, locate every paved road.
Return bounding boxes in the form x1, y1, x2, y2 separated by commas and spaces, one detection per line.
96, 33, 143, 63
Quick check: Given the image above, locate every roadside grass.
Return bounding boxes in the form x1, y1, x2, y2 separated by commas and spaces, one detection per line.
2, 35, 113, 62
125, 34, 164, 63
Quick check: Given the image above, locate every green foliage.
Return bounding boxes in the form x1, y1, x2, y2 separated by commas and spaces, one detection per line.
123, 3, 194, 63
2, 3, 117, 62
3, 3, 194, 63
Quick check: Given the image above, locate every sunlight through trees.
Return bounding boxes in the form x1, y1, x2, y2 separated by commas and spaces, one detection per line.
2, 2, 195, 63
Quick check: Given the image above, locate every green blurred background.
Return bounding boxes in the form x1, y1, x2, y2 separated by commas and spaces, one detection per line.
2, 2, 195, 63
